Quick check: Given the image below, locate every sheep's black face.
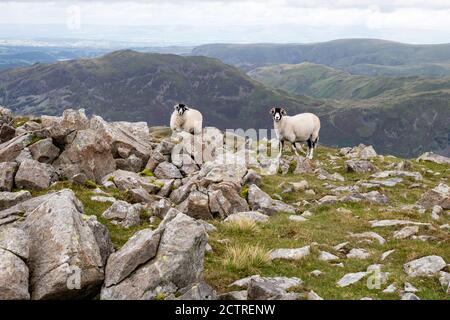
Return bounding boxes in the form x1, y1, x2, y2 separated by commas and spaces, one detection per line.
270, 107, 286, 122
174, 103, 188, 116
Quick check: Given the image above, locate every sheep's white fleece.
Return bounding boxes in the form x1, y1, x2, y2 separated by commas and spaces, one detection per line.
274, 112, 320, 143
170, 108, 203, 134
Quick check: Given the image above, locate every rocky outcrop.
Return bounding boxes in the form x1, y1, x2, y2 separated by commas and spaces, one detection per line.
102, 170, 161, 194
101, 209, 208, 300
417, 152, 450, 165
403, 256, 446, 277
102, 201, 142, 228
24, 190, 105, 299
28, 138, 60, 164
345, 159, 377, 173
417, 183, 450, 209
53, 129, 115, 183
0, 133, 33, 162
15, 159, 58, 190
0, 190, 32, 211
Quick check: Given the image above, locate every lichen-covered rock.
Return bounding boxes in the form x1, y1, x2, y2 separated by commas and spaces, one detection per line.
28, 138, 60, 164
84, 215, 115, 267
15, 159, 58, 190
41, 109, 89, 143
0, 133, 33, 162
417, 183, 450, 209
0, 248, 30, 300
53, 129, 115, 183
115, 154, 143, 172
345, 159, 377, 173
403, 255, 446, 277
102, 200, 141, 228
0, 190, 32, 211
0, 162, 17, 191
177, 191, 213, 220
24, 189, 104, 299
154, 161, 183, 179
103, 170, 161, 194
101, 209, 207, 300
247, 184, 296, 215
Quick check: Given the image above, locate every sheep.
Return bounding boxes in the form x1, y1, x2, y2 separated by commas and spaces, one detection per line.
270, 107, 321, 159
170, 103, 203, 135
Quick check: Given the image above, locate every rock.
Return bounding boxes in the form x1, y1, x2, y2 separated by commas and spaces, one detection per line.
418, 183, 450, 210
115, 154, 143, 172
104, 228, 162, 287
157, 179, 174, 198
371, 170, 422, 181
24, 189, 104, 299
0, 133, 33, 162
247, 184, 296, 215
247, 278, 298, 300
145, 150, 166, 172
208, 181, 250, 217
337, 272, 367, 287
15, 159, 58, 190
417, 152, 450, 165
401, 293, 420, 300
91, 195, 116, 203
310, 270, 323, 277
438, 272, 450, 295
219, 290, 247, 300
242, 169, 261, 186
177, 191, 213, 220
230, 275, 302, 290
0, 227, 29, 260
90, 115, 152, 162
147, 198, 173, 219
177, 281, 218, 300
0, 106, 13, 125
127, 188, 153, 203
170, 181, 198, 205
154, 161, 183, 179
393, 226, 419, 239
431, 205, 443, 220
41, 109, 89, 143
347, 248, 370, 259
293, 157, 314, 174
198, 161, 247, 185
15, 147, 33, 164
370, 219, 431, 228
348, 232, 386, 245
84, 215, 115, 267
307, 290, 323, 300
101, 209, 208, 300
341, 144, 377, 159
0, 124, 15, 143
104, 170, 161, 194
0, 248, 30, 299
102, 201, 142, 228
370, 178, 403, 187
289, 215, 307, 222
28, 138, 60, 164
53, 129, 116, 183
345, 160, 377, 173
403, 255, 446, 277
340, 191, 389, 205
269, 246, 310, 261
305, 189, 316, 196
404, 282, 418, 293
319, 251, 339, 262
383, 284, 397, 293
318, 195, 338, 205
224, 211, 269, 224
0, 190, 32, 211
0, 162, 18, 191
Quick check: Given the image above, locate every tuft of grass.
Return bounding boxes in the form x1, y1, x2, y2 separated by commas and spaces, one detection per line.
221, 243, 270, 273
84, 179, 98, 189
223, 218, 258, 233
239, 185, 249, 200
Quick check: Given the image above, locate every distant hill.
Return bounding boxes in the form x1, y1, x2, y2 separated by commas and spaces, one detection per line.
0, 50, 448, 157
249, 62, 450, 100
0, 50, 326, 129
192, 39, 450, 76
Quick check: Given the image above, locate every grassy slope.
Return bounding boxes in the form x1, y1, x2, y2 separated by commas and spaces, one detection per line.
204, 146, 450, 300
192, 39, 450, 76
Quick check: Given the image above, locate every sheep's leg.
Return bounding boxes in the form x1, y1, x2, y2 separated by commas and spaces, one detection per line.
291, 142, 301, 158
294, 142, 307, 156
306, 138, 313, 159
278, 140, 284, 158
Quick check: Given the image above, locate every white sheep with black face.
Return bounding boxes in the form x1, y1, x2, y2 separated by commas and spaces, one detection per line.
270, 107, 321, 159
170, 103, 203, 134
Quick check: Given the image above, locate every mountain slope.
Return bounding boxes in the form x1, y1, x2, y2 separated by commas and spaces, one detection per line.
0, 50, 327, 129
192, 39, 450, 76
249, 62, 450, 100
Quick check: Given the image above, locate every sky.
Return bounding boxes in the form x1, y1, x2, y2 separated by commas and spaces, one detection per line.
1, 0, 450, 45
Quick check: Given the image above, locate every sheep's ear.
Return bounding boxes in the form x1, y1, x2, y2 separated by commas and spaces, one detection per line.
270, 108, 275, 115
281, 108, 287, 115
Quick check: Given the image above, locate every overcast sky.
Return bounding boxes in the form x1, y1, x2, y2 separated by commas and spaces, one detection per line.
1, 0, 450, 44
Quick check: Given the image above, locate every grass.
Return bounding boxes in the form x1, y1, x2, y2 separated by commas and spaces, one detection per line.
204, 146, 450, 299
